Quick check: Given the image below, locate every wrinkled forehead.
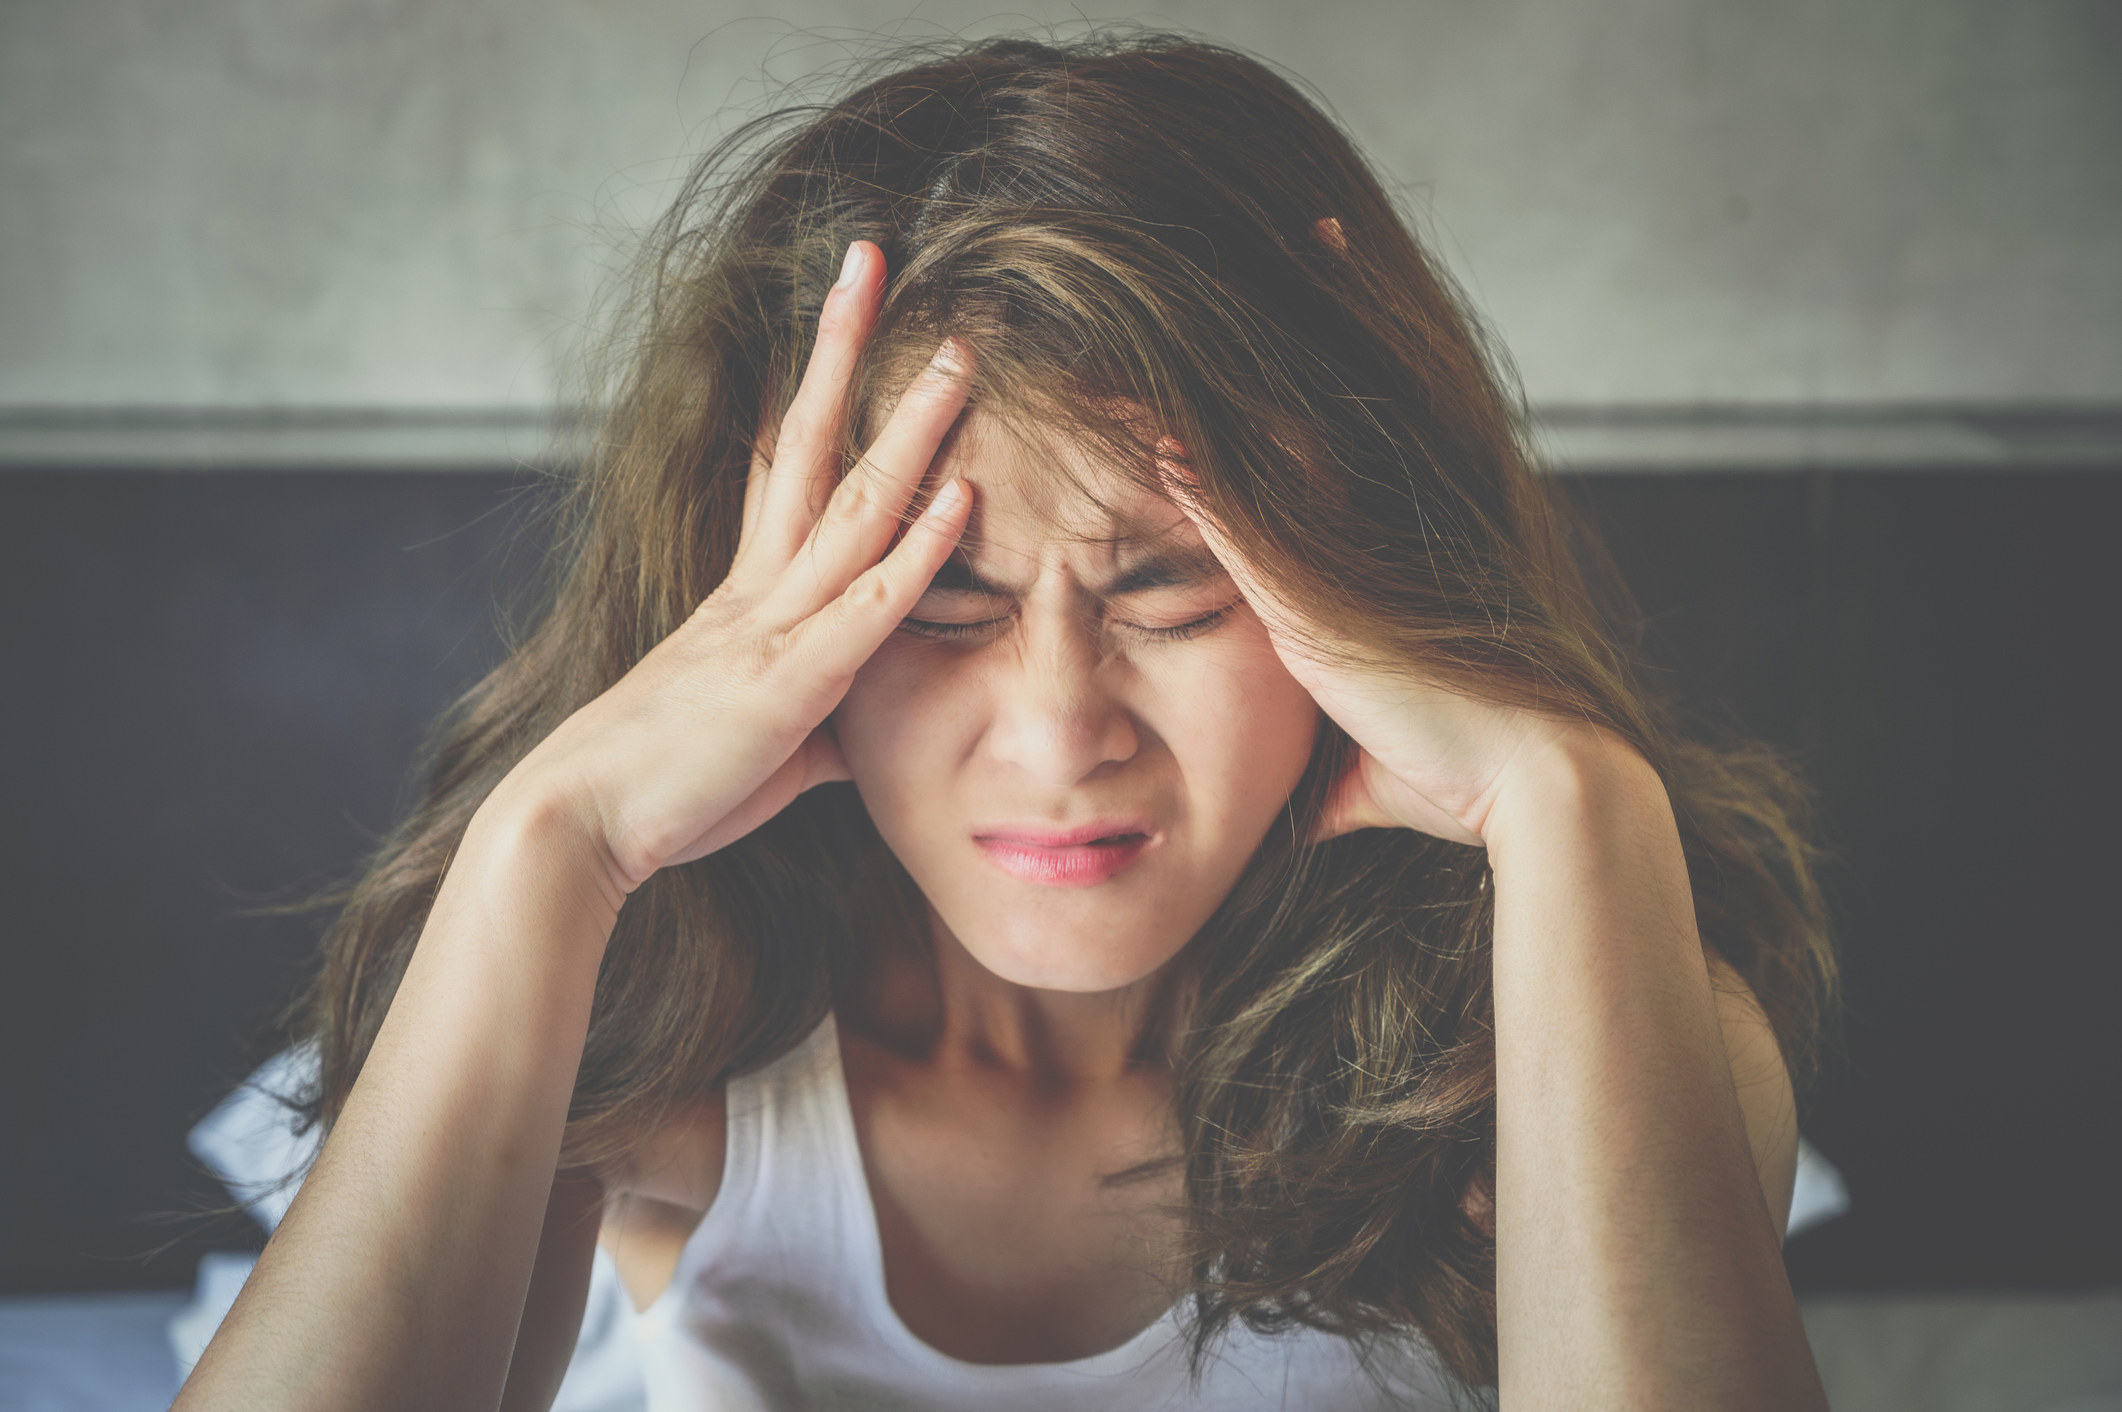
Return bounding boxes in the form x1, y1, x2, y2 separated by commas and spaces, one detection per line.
926, 406, 1199, 571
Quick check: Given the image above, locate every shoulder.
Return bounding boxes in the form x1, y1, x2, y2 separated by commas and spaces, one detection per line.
592, 1088, 729, 1312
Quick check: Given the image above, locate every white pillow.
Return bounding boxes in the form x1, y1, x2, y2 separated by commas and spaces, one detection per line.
1790, 1136, 1852, 1237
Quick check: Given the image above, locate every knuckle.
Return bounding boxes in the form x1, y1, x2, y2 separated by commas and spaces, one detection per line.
692, 579, 754, 626
844, 566, 896, 614
827, 463, 880, 520
729, 628, 780, 681
774, 407, 821, 453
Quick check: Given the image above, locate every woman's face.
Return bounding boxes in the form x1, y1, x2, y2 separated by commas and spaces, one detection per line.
834, 411, 1321, 993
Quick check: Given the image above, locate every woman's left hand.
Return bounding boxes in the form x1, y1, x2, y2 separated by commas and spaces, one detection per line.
1170, 481, 1590, 849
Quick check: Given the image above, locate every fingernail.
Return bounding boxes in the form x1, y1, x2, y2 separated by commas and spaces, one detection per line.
834, 242, 863, 290
928, 337, 965, 376
924, 478, 965, 517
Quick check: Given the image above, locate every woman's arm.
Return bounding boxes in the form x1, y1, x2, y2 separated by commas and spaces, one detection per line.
1170, 471, 1825, 1404
500, 1173, 608, 1412
172, 241, 972, 1411
173, 799, 624, 1410
1711, 954, 1801, 1240
1488, 736, 1824, 1409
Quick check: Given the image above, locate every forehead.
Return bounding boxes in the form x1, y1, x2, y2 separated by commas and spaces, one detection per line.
928, 407, 1192, 562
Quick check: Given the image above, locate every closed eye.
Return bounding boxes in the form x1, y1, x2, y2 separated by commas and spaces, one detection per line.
1116, 603, 1237, 642
897, 587, 1012, 641
896, 613, 1012, 642
897, 602, 1239, 643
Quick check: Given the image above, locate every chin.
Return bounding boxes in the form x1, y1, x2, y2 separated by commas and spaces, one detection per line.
950, 910, 1189, 994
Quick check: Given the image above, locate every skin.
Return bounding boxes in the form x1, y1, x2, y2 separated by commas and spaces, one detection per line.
836, 411, 1323, 997
175, 240, 1822, 1410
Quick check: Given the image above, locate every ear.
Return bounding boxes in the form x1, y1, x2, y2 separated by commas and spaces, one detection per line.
1310, 215, 1348, 254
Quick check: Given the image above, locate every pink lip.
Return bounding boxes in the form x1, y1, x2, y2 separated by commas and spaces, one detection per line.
973, 821, 1158, 887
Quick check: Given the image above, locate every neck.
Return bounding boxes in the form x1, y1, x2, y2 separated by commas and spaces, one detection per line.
849, 898, 1178, 1084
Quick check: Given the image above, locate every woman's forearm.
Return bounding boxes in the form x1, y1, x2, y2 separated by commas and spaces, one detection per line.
1486, 737, 1824, 1410
175, 787, 623, 1412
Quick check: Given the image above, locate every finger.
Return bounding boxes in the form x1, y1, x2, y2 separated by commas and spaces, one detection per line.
788, 476, 971, 679
1159, 467, 1296, 636
1154, 450, 1330, 662
1150, 434, 1198, 494
793, 337, 972, 592
803, 719, 854, 788
748, 240, 882, 561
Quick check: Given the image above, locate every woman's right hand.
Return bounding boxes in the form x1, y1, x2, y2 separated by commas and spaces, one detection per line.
492, 240, 972, 900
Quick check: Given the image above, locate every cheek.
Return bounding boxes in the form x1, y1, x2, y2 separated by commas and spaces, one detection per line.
833, 640, 969, 812
1149, 630, 1320, 833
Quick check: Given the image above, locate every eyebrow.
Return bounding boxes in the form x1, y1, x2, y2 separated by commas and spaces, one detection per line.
925, 544, 1228, 598
1102, 545, 1227, 595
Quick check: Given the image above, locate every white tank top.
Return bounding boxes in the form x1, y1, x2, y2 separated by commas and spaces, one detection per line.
634, 1013, 1455, 1411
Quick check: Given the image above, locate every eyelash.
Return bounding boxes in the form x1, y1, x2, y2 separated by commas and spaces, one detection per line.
898, 604, 1236, 644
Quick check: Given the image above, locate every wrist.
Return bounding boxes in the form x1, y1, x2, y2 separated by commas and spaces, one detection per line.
1482, 727, 1675, 872
461, 774, 632, 929
1482, 727, 1705, 974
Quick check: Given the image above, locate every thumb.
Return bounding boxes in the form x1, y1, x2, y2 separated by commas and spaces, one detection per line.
1310, 750, 1400, 843
802, 720, 854, 790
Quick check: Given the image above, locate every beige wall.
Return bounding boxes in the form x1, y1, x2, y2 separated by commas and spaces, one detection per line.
3, 0, 2117, 412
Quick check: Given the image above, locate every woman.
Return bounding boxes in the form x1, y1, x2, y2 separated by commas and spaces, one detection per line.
176, 31, 1833, 1410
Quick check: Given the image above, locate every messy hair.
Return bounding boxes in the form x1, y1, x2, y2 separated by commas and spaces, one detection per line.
298, 30, 1835, 1390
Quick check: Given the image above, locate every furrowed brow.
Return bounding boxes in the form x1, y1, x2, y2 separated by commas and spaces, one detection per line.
1099, 546, 1229, 596
921, 544, 1229, 598
924, 554, 1016, 597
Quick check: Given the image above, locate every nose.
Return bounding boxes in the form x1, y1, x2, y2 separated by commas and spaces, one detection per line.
984, 608, 1140, 789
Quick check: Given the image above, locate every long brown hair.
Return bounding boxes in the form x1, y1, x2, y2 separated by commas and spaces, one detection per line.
297, 29, 1834, 1390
